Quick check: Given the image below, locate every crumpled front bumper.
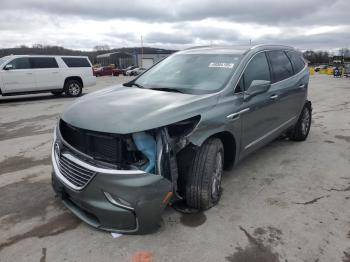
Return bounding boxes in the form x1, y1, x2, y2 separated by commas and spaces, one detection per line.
51, 145, 172, 234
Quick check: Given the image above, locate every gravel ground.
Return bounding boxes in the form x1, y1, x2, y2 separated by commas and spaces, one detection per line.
0, 74, 349, 262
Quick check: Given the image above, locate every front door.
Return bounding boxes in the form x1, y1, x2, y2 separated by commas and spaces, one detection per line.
238, 52, 281, 156
1, 57, 36, 94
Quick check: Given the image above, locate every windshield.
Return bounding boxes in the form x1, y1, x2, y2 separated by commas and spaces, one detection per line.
135, 53, 241, 94
0, 56, 11, 67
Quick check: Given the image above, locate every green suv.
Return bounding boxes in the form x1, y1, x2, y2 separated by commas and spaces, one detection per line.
52, 45, 312, 234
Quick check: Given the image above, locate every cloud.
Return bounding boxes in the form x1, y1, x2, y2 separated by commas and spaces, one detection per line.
1, 0, 349, 26
0, 0, 349, 50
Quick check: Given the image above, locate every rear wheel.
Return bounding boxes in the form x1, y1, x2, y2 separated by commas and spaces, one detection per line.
185, 138, 224, 210
287, 104, 312, 141
65, 80, 82, 97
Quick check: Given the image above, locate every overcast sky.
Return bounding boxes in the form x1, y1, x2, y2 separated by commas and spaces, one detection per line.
0, 0, 349, 51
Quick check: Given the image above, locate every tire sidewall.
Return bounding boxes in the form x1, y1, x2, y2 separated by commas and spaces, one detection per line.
210, 148, 224, 205
300, 106, 311, 139
185, 138, 224, 210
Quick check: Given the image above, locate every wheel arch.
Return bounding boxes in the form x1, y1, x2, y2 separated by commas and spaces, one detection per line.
305, 100, 312, 111
64, 76, 83, 88
188, 130, 238, 170
210, 131, 237, 170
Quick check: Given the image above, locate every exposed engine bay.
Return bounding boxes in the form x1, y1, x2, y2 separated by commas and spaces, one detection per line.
59, 116, 201, 199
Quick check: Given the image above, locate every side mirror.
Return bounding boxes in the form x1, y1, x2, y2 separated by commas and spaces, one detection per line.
244, 80, 271, 100
4, 64, 14, 70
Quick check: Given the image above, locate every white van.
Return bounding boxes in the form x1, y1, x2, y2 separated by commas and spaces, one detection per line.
0, 55, 96, 97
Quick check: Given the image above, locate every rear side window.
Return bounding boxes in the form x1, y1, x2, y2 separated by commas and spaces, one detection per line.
242, 52, 270, 90
30, 57, 58, 69
286, 51, 305, 74
62, 57, 91, 67
267, 51, 293, 82
7, 57, 31, 69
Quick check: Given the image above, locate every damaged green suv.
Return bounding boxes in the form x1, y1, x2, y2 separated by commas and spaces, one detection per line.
51, 45, 312, 234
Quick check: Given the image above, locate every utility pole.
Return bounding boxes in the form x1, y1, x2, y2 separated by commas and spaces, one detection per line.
141, 35, 144, 68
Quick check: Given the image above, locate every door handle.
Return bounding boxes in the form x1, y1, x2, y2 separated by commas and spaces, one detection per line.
52, 72, 59, 74
226, 108, 250, 120
26, 72, 33, 75
299, 84, 305, 88
270, 94, 278, 100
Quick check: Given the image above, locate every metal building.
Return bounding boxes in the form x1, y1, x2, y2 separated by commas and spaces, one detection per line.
95, 52, 134, 68
96, 48, 176, 69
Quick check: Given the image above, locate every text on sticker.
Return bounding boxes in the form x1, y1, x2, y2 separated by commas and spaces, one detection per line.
208, 62, 234, 69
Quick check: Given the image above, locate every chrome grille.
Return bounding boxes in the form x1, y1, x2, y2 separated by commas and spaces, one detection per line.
57, 153, 96, 189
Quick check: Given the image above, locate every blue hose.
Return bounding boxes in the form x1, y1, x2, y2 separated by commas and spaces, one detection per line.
132, 132, 156, 173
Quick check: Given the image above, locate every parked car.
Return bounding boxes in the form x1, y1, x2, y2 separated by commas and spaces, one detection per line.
93, 66, 123, 76
314, 64, 328, 72
112, 68, 123, 76
52, 45, 311, 234
122, 66, 136, 75
126, 67, 147, 76
0, 55, 95, 97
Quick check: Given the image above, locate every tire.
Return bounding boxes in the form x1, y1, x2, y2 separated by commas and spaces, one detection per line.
64, 80, 82, 97
287, 104, 312, 141
51, 90, 63, 96
185, 138, 224, 210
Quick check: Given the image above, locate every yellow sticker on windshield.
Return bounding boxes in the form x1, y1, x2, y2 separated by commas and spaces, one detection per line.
208, 62, 234, 69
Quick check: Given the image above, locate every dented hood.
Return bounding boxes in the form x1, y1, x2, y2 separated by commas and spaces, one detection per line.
61, 85, 218, 134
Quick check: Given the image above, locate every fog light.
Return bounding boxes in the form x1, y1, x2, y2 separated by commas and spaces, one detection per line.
104, 192, 134, 211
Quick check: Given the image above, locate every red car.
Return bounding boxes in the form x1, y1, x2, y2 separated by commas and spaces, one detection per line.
93, 66, 123, 77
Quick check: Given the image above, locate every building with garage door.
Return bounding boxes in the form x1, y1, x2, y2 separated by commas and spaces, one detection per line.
95, 48, 176, 69
128, 47, 175, 69
135, 52, 173, 69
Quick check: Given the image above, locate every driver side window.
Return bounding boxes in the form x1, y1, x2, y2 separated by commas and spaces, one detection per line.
236, 52, 271, 92
7, 58, 31, 70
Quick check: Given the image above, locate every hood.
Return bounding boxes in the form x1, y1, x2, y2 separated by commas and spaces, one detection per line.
61, 85, 218, 134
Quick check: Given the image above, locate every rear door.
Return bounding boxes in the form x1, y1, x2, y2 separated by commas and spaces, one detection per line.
1, 57, 36, 93
30, 57, 62, 90
266, 50, 305, 125
239, 51, 281, 155
285, 51, 308, 116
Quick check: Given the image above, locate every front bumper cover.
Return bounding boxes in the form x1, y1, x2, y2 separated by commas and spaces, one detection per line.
51, 144, 172, 234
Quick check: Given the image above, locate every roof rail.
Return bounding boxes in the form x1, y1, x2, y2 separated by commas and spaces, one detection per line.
184, 45, 212, 50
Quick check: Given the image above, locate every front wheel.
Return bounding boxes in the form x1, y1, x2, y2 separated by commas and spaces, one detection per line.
185, 138, 224, 210
287, 104, 312, 141
65, 80, 82, 97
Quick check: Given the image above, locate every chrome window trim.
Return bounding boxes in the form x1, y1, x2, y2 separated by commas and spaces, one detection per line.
233, 50, 269, 94
233, 49, 307, 94
244, 116, 297, 150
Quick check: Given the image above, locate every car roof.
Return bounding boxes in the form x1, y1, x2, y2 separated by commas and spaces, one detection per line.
178, 44, 296, 55
1, 55, 89, 59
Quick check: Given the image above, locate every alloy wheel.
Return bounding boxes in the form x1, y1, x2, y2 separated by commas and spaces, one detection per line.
68, 83, 80, 96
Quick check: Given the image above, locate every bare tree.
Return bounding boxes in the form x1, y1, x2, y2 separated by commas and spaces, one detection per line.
339, 48, 350, 57
93, 45, 111, 51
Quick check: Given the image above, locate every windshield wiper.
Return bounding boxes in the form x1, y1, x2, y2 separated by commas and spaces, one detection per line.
123, 82, 145, 89
149, 87, 184, 93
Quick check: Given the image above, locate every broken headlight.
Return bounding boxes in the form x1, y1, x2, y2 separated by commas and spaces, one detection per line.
166, 115, 201, 138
